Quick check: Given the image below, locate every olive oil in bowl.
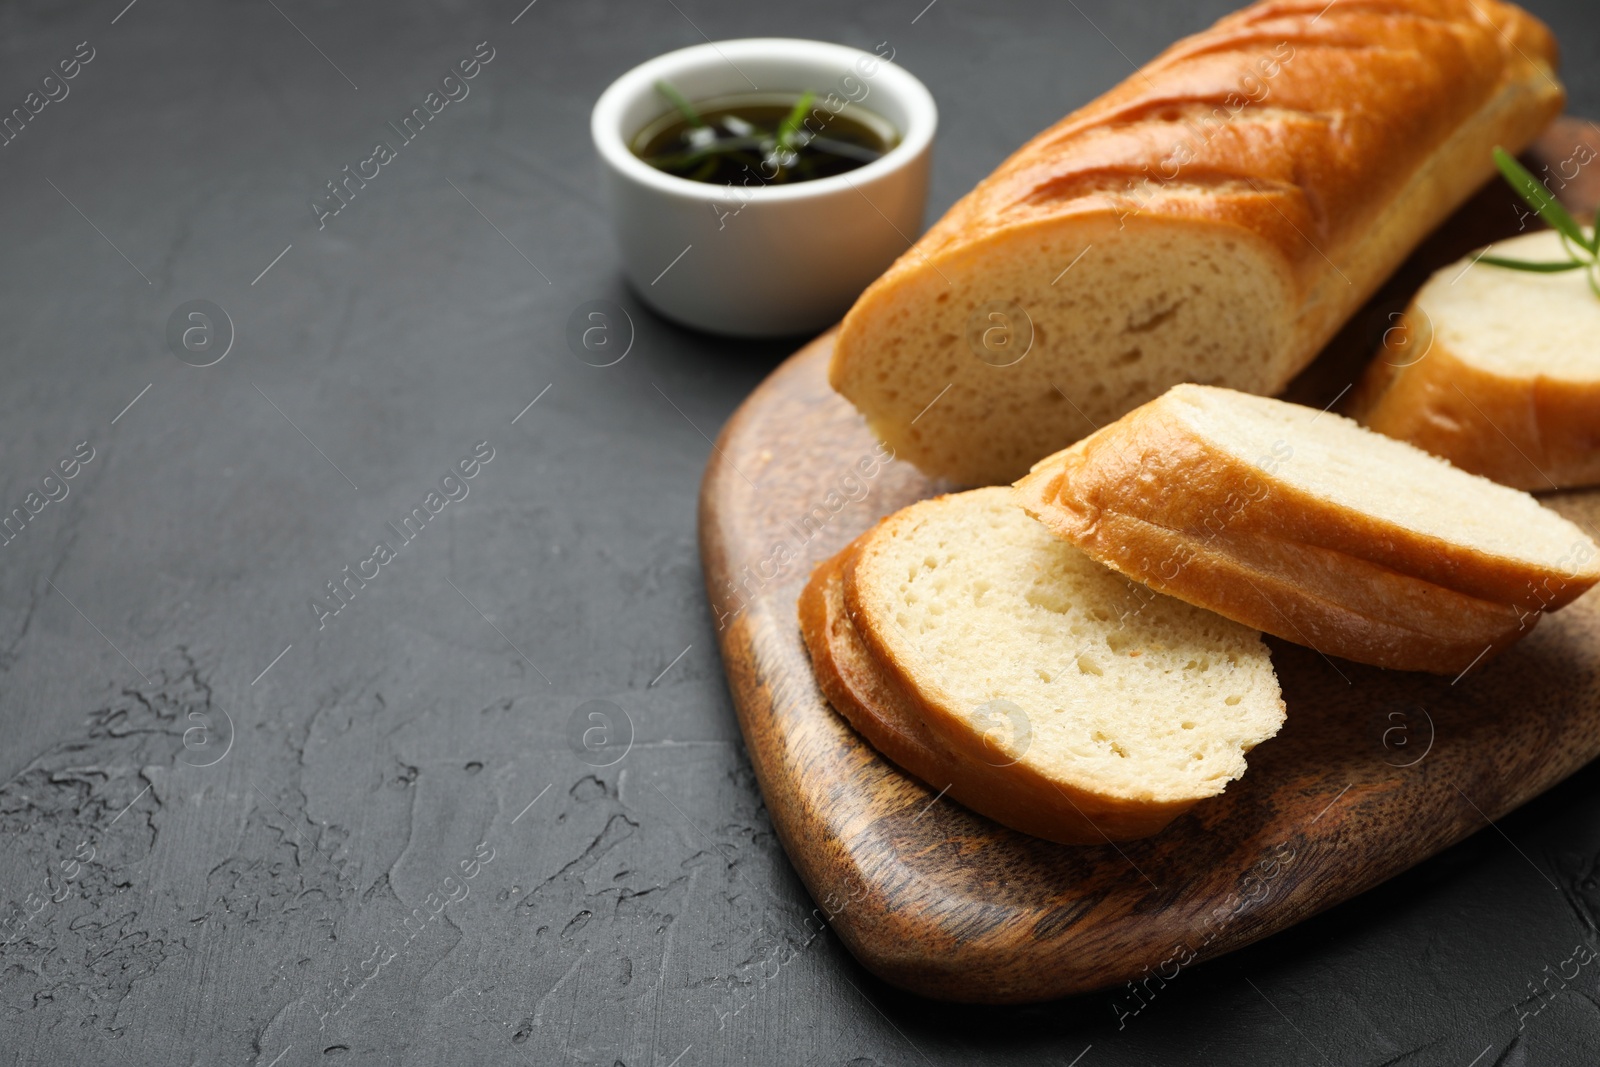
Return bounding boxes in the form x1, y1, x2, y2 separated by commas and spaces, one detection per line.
632, 85, 898, 185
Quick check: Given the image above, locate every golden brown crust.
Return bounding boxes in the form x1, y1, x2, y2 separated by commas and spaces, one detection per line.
866, 0, 1560, 298
798, 543, 1199, 844
830, 0, 1565, 482
1016, 491, 1527, 674
1352, 307, 1600, 490
1013, 394, 1600, 674
798, 548, 951, 780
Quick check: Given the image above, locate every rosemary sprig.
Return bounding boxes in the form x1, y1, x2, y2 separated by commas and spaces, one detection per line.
643, 135, 767, 169
655, 80, 705, 128
1475, 256, 1587, 272
806, 135, 884, 164
1483, 146, 1600, 299
776, 90, 816, 153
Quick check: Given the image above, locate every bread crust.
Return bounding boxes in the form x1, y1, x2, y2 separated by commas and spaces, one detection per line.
830, 0, 1565, 485
890, 0, 1559, 292
1353, 305, 1600, 491
1015, 391, 1600, 674
799, 538, 1202, 845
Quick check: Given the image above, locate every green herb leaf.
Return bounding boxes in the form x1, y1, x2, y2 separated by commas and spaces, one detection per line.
807, 135, 884, 164
643, 135, 766, 170
777, 90, 817, 153
1493, 146, 1594, 253
1476, 254, 1590, 273
655, 80, 705, 128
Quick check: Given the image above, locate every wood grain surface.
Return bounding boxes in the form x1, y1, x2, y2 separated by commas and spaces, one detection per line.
698, 118, 1600, 1005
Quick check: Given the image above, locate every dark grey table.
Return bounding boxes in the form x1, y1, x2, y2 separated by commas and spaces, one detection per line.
2, 1, 1597, 1064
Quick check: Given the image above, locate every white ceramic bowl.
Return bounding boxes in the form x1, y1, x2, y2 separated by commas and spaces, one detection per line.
591, 38, 936, 337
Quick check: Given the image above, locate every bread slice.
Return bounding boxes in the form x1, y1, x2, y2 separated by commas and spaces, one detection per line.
803, 542, 1216, 844
799, 487, 1285, 845
828, 0, 1562, 485
799, 550, 955, 800
1351, 228, 1600, 490
1016, 384, 1600, 674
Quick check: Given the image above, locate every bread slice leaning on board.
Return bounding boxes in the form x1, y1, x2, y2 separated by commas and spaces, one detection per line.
1015, 385, 1600, 675
1352, 228, 1600, 490
830, 0, 1565, 486
799, 487, 1285, 845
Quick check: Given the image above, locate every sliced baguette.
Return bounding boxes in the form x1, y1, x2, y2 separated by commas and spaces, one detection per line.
1016, 384, 1600, 674
800, 487, 1285, 844
1352, 228, 1600, 490
799, 549, 1194, 843
799, 549, 953, 798
830, 0, 1563, 485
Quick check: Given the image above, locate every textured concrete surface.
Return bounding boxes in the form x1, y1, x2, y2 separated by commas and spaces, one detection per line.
0, 1, 1597, 1064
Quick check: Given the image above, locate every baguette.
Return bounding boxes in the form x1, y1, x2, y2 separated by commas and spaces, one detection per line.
1015, 384, 1600, 674
801, 487, 1285, 844
1352, 228, 1600, 490
831, 0, 1564, 486
799, 549, 1192, 843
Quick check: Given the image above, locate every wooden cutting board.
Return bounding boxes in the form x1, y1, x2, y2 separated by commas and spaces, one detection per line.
698, 118, 1600, 1005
